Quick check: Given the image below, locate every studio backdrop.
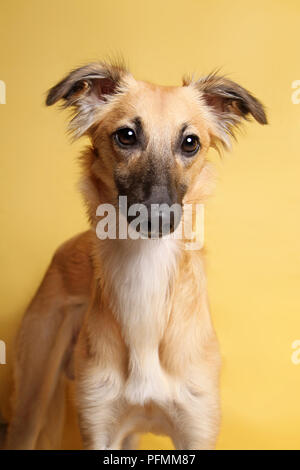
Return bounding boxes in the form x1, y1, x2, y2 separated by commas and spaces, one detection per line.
0, 0, 299, 449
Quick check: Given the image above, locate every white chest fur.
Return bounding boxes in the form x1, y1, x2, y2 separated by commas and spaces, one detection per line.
100, 237, 180, 405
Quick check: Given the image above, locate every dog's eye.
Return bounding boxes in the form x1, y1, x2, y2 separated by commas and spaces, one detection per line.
181, 135, 200, 156
115, 128, 137, 148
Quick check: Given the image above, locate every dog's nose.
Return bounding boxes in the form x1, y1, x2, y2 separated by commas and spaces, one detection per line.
126, 186, 182, 238
143, 185, 181, 237
144, 185, 174, 208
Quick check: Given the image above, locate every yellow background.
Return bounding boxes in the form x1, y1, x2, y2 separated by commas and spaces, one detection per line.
1, 0, 300, 450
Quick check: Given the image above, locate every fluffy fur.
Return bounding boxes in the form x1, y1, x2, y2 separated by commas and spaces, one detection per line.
4, 61, 267, 450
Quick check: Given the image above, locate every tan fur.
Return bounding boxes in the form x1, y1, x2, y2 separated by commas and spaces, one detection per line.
5, 62, 267, 450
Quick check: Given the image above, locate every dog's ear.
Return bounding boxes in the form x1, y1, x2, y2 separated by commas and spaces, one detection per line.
46, 62, 130, 138
186, 73, 267, 150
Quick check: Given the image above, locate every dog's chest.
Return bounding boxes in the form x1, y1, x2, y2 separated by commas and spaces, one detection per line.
102, 238, 179, 404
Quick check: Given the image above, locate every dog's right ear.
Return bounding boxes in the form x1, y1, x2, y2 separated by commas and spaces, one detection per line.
46, 62, 130, 138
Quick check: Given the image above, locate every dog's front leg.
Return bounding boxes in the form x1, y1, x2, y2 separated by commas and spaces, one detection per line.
74, 305, 129, 450
75, 366, 126, 450
168, 386, 220, 450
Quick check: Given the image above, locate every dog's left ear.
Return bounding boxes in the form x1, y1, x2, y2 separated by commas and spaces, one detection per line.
187, 73, 267, 149
46, 62, 131, 138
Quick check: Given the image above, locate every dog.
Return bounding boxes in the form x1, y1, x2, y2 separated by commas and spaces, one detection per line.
4, 61, 267, 450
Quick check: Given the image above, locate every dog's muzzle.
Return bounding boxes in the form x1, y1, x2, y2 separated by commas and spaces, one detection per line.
126, 185, 182, 238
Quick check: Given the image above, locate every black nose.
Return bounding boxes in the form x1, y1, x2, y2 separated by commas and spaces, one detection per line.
127, 185, 182, 238
144, 185, 174, 209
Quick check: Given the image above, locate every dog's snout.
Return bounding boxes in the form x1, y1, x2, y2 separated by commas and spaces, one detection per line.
144, 186, 176, 235
127, 185, 182, 238
143, 185, 175, 210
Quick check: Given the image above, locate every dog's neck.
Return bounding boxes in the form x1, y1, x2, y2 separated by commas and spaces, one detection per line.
97, 236, 181, 327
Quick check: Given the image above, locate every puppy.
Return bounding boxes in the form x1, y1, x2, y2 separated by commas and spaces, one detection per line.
4, 61, 267, 450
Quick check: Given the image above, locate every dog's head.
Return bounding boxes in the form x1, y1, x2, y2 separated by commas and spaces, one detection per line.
46, 61, 267, 237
